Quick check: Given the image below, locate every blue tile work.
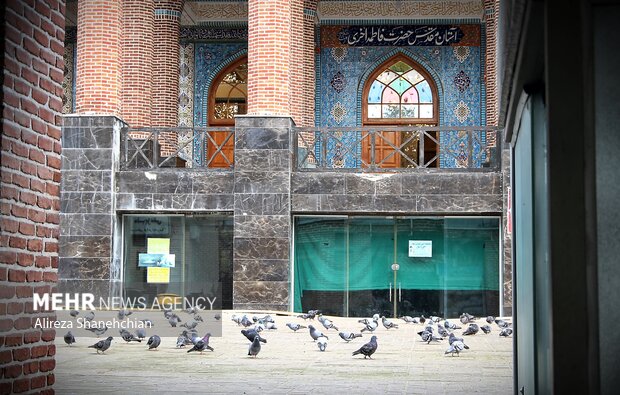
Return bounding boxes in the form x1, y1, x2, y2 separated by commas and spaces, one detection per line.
193, 42, 247, 163
317, 25, 485, 168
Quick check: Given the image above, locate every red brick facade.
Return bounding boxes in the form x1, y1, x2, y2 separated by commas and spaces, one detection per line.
1, 1, 64, 393
75, 0, 122, 116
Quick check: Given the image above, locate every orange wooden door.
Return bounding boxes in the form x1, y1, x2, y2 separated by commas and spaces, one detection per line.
361, 130, 401, 168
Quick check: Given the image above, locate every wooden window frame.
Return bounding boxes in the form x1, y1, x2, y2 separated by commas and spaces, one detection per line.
208, 56, 248, 127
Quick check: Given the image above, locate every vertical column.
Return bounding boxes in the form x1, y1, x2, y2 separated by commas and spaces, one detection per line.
75, 0, 122, 116
233, 117, 292, 311
1, 1, 64, 393
302, 1, 318, 126
121, 1, 155, 127
152, 0, 183, 127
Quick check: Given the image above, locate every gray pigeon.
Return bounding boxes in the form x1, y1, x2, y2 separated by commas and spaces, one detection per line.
401, 316, 415, 323
88, 336, 113, 354
168, 315, 182, 327
361, 319, 378, 333
187, 333, 213, 354
248, 336, 261, 357
495, 319, 511, 328
486, 316, 495, 324
381, 316, 398, 330
240, 316, 253, 327
265, 322, 277, 330
119, 329, 141, 343
176, 334, 189, 348
462, 323, 479, 336
317, 336, 328, 351
445, 340, 466, 356
64, 331, 75, 346
448, 333, 470, 348
444, 320, 461, 330
85, 324, 108, 337
352, 335, 378, 359
437, 325, 449, 337
181, 320, 198, 330
499, 327, 513, 337
338, 332, 362, 342
481, 324, 492, 334
308, 325, 328, 341
140, 319, 154, 328
84, 311, 95, 322
321, 317, 339, 331
69, 310, 79, 318
135, 328, 146, 340
241, 329, 267, 343
286, 323, 307, 332
193, 314, 204, 322
147, 335, 161, 350
117, 309, 132, 320
418, 330, 443, 344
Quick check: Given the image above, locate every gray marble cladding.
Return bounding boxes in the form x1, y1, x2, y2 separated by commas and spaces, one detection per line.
400, 172, 502, 195
234, 259, 289, 282
234, 171, 290, 194
234, 149, 290, 171
233, 238, 289, 260
234, 193, 289, 215
234, 116, 294, 129
234, 215, 290, 238
117, 171, 234, 194
59, 235, 111, 258
235, 127, 289, 150
60, 213, 112, 236
61, 192, 112, 213
62, 148, 113, 171
55, 279, 110, 300
62, 126, 114, 149
232, 280, 289, 305
116, 193, 233, 211
292, 173, 345, 194
63, 115, 121, 129
61, 170, 112, 192
58, 257, 110, 280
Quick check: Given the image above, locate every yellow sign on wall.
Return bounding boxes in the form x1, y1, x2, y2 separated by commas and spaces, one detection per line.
147, 238, 170, 254
147, 267, 170, 283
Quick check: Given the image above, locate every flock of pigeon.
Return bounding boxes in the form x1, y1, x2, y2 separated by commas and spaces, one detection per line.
62, 308, 512, 359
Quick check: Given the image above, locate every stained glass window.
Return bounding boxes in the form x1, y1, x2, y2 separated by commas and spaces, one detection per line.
213, 62, 247, 120
366, 60, 434, 119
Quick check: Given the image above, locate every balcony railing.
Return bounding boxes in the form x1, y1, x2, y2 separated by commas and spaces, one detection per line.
119, 126, 501, 171
294, 126, 501, 171
120, 127, 235, 170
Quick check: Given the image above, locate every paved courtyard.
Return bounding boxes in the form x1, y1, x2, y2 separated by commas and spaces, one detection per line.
54, 311, 513, 394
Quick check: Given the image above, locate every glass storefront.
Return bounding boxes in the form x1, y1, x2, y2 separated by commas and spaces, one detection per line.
293, 216, 500, 318
122, 214, 233, 309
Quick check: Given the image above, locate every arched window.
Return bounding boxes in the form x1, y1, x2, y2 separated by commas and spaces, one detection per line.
207, 57, 247, 167
362, 55, 438, 168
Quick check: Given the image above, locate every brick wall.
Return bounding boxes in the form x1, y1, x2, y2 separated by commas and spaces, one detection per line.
121, 0, 154, 127
1, 1, 64, 393
75, 0, 122, 116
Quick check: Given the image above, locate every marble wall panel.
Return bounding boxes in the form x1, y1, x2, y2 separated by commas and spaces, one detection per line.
233, 259, 289, 282
291, 194, 320, 212
60, 214, 111, 236
61, 171, 111, 192
62, 127, 114, 149
416, 194, 502, 212
235, 127, 289, 150
191, 173, 235, 194
55, 279, 111, 299
235, 116, 294, 129
61, 192, 112, 213
58, 258, 110, 280
234, 171, 290, 194
233, 238, 289, 260
59, 235, 111, 258
61, 148, 112, 171
234, 193, 289, 216
232, 281, 289, 305
234, 150, 290, 172
116, 193, 154, 210
401, 172, 502, 195
234, 215, 290, 238
291, 173, 346, 194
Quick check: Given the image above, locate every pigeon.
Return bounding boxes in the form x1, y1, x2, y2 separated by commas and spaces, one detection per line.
85, 324, 108, 337
117, 309, 132, 320
495, 319, 511, 328
317, 336, 328, 352
88, 336, 113, 354
430, 316, 442, 323
240, 316, 253, 327
231, 315, 243, 325
481, 325, 492, 334
448, 333, 470, 348
286, 323, 307, 332
187, 333, 213, 354
307, 310, 320, 319
321, 317, 339, 331
401, 316, 415, 324
140, 319, 154, 328
437, 325, 449, 337
176, 334, 189, 348
445, 340, 467, 356
297, 313, 312, 320
168, 315, 182, 327
185, 306, 198, 315
135, 328, 146, 340
253, 323, 265, 332
84, 311, 95, 322
69, 310, 79, 318
147, 335, 161, 350
213, 313, 221, 321
265, 322, 277, 330
418, 330, 443, 344
119, 329, 141, 343
486, 316, 496, 324
381, 316, 398, 330
361, 319, 378, 333
459, 313, 472, 324
193, 314, 204, 322
64, 331, 75, 346
339, 332, 362, 342
181, 320, 198, 330
352, 335, 378, 359
499, 327, 513, 337
241, 329, 267, 343
444, 320, 461, 330
417, 315, 426, 324
308, 325, 328, 341
462, 323, 480, 336
248, 336, 261, 358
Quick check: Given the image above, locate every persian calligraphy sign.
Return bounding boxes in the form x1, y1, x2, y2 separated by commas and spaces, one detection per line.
337, 25, 464, 46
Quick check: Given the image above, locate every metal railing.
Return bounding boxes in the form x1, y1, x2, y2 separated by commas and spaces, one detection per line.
120, 127, 235, 169
294, 126, 501, 171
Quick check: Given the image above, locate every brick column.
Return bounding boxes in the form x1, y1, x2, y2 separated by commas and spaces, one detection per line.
302, 1, 318, 126
121, 0, 155, 127
152, 0, 183, 127
75, 0, 122, 116
1, 1, 64, 393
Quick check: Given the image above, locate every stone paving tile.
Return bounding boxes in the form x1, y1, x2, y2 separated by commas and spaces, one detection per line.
54, 311, 513, 394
